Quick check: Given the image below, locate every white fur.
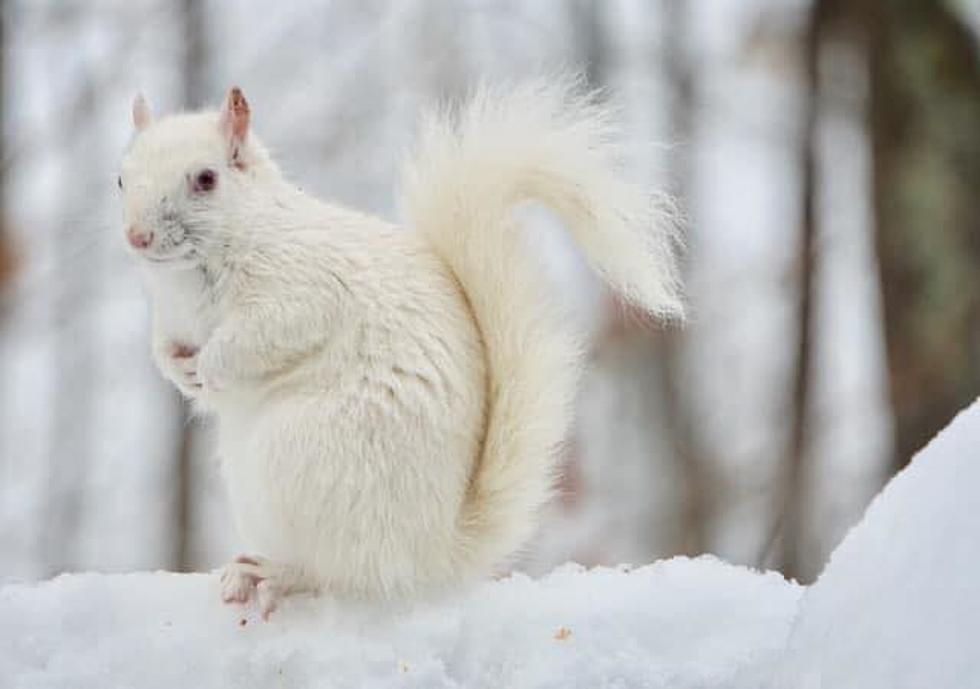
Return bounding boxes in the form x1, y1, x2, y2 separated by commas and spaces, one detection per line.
119, 77, 682, 604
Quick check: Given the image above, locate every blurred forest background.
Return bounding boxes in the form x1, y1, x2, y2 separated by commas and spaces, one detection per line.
1, 0, 978, 585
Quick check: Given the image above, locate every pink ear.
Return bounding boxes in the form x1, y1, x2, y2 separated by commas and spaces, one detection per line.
219, 87, 250, 164
132, 94, 152, 131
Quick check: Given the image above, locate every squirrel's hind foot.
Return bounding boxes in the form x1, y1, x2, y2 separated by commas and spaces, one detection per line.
219, 554, 313, 619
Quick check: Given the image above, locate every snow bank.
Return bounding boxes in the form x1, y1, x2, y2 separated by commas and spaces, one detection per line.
4, 399, 979, 689
1, 558, 798, 689
774, 399, 980, 689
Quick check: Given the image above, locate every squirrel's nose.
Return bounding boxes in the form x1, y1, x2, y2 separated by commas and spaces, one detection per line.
126, 225, 153, 249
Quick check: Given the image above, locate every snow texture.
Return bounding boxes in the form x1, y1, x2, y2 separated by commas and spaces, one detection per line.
774, 398, 980, 689
3, 398, 979, 689
1, 558, 798, 689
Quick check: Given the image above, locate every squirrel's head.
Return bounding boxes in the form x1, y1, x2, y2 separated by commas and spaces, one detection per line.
118, 87, 280, 267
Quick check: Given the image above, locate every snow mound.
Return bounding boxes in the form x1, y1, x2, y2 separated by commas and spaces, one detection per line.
775, 399, 980, 689
1, 558, 799, 689
5, 399, 980, 689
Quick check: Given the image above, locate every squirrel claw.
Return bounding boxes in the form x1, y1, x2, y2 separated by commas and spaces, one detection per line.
256, 580, 283, 620
220, 565, 258, 604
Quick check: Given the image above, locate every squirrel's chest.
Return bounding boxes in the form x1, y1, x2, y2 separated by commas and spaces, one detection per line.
145, 267, 217, 345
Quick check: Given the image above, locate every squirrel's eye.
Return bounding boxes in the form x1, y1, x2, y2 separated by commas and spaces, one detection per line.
193, 169, 217, 193
117, 175, 123, 190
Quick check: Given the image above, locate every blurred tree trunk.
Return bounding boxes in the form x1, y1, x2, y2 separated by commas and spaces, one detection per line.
182, 0, 208, 110
661, 0, 710, 556
572, 0, 606, 90
556, 0, 606, 523
572, 0, 709, 558
0, 0, 13, 298
170, 0, 209, 572
412, 0, 466, 101
779, 0, 830, 582
864, 0, 980, 472
45, 70, 100, 575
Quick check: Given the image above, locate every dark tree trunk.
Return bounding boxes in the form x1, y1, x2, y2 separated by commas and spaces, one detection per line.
778, 0, 832, 582
865, 0, 980, 472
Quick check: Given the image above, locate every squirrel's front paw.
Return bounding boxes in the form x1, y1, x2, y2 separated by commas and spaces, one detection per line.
195, 343, 226, 393
163, 342, 203, 398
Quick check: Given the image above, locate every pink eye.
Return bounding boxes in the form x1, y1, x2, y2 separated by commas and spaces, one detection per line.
193, 168, 217, 193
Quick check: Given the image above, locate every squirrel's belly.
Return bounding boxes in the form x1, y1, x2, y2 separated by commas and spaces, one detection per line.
217, 370, 484, 597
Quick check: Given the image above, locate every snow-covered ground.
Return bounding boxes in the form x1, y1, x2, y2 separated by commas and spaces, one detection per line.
3, 398, 979, 688
1, 559, 798, 689
774, 395, 980, 689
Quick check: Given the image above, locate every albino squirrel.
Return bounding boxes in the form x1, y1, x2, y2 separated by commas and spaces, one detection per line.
118, 78, 682, 617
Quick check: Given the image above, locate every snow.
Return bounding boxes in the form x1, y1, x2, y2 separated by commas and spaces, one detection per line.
774, 399, 980, 689
3, 398, 979, 689
1, 558, 799, 689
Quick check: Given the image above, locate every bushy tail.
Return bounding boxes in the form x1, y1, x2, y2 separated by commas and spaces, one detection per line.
401, 76, 683, 573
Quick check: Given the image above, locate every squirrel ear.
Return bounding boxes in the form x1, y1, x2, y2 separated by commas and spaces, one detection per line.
219, 86, 250, 166
132, 94, 152, 131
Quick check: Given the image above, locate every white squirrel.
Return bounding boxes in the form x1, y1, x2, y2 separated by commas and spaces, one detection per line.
118, 78, 682, 617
